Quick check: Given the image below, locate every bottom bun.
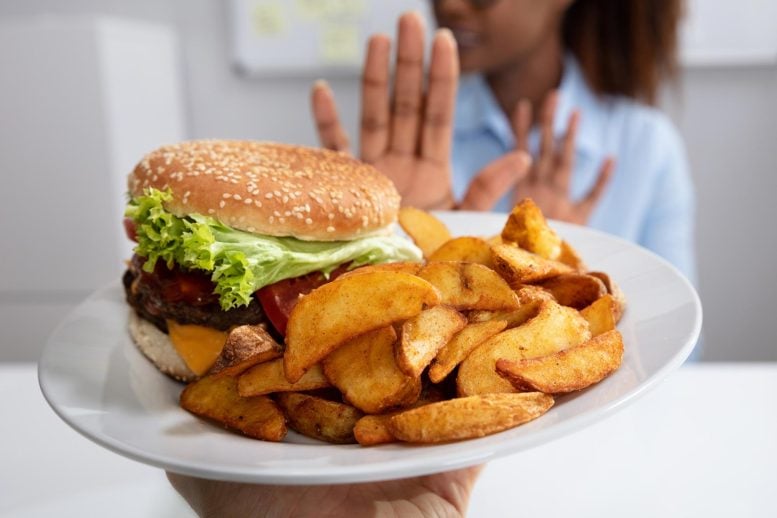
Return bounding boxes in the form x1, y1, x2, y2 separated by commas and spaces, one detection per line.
128, 311, 197, 382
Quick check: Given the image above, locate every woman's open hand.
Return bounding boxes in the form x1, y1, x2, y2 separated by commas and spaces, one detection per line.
311, 12, 530, 211
312, 12, 458, 210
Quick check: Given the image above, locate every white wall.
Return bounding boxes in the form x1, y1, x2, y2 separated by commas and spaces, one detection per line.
1, 0, 775, 361
662, 66, 777, 361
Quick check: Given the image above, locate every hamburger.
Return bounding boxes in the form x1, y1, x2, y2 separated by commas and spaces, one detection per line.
123, 140, 422, 381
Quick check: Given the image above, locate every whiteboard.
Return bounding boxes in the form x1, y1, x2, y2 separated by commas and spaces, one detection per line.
229, 0, 777, 75
229, 0, 428, 75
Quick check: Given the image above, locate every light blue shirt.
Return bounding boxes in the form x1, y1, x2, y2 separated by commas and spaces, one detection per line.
452, 56, 697, 284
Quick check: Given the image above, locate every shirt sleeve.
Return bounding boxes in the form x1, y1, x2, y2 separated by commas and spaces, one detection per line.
638, 117, 698, 285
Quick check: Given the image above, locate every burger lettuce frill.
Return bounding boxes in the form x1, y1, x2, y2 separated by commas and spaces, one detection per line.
126, 188, 423, 311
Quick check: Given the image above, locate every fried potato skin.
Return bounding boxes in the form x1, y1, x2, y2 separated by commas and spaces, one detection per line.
276, 393, 363, 444
398, 207, 452, 258
180, 375, 286, 441
284, 271, 441, 382
338, 262, 422, 280
209, 324, 282, 377
501, 198, 562, 260
418, 261, 519, 311
397, 305, 467, 377
537, 274, 607, 310
238, 359, 330, 397
428, 236, 495, 268
492, 243, 573, 284
387, 392, 554, 443
457, 300, 591, 396
580, 294, 618, 337
557, 240, 587, 271
496, 330, 624, 393
353, 414, 397, 446
428, 320, 507, 383
322, 326, 421, 414
588, 271, 626, 321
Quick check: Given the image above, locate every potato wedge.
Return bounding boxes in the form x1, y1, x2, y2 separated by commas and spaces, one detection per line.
284, 271, 441, 382
588, 271, 626, 321
180, 375, 286, 441
209, 324, 282, 377
387, 392, 554, 443
514, 284, 556, 304
467, 302, 543, 330
276, 392, 363, 444
398, 206, 451, 258
457, 300, 591, 396
428, 320, 507, 383
397, 305, 467, 377
238, 359, 330, 397
418, 261, 519, 311
322, 326, 421, 414
558, 240, 587, 271
580, 294, 618, 337
353, 414, 396, 446
537, 273, 607, 309
501, 199, 562, 260
338, 261, 422, 280
428, 236, 495, 268
491, 243, 573, 284
351, 382, 448, 446
496, 329, 624, 393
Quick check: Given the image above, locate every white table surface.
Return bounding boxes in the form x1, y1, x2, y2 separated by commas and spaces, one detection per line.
1, 362, 775, 518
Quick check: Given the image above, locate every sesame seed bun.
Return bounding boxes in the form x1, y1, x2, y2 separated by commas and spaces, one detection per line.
127, 311, 197, 382
128, 140, 401, 241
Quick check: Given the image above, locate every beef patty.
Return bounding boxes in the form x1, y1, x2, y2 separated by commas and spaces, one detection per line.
123, 256, 267, 334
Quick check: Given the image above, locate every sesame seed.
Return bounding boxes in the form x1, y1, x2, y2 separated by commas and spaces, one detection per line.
219, 200, 226, 208
305, 218, 313, 225
265, 193, 273, 199
326, 226, 335, 233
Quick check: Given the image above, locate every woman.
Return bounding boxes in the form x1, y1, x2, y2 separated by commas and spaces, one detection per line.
312, 0, 695, 281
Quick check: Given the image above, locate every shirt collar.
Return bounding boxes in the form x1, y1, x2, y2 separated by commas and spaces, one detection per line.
454, 54, 604, 158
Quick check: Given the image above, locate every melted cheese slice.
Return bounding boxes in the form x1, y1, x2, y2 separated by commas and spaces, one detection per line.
166, 320, 228, 376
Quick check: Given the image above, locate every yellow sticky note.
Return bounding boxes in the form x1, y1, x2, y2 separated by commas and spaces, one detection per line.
297, 0, 366, 20
322, 0, 366, 18
321, 23, 360, 64
295, 0, 326, 20
252, 0, 285, 36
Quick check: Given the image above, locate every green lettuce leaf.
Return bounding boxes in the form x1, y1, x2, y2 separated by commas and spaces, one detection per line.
125, 188, 422, 310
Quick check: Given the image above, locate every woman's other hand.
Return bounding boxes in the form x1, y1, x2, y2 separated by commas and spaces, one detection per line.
513, 91, 615, 224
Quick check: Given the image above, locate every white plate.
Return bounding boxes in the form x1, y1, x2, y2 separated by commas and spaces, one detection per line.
39, 212, 702, 485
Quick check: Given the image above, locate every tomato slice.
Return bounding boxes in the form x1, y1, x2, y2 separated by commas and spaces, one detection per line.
124, 218, 138, 242
256, 264, 351, 336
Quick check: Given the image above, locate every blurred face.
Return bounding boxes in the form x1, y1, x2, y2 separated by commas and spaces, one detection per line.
431, 0, 570, 74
